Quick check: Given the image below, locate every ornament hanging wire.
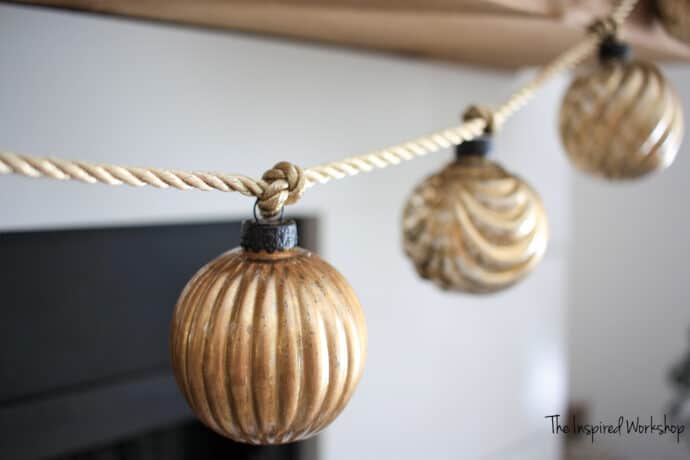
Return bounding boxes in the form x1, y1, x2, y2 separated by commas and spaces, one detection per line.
253, 198, 285, 223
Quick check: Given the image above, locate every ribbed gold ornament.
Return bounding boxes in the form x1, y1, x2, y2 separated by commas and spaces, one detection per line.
170, 221, 367, 445
657, 0, 690, 44
402, 148, 549, 294
559, 45, 684, 180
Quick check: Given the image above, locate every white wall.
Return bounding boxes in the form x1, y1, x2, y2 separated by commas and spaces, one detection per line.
0, 4, 573, 459
567, 64, 690, 459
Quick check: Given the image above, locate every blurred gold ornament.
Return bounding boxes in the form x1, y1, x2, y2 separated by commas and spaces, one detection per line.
559, 39, 684, 180
402, 139, 549, 294
170, 220, 367, 445
657, 0, 690, 44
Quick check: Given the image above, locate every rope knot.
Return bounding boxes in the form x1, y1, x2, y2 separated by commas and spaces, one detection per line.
463, 104, 497, 134
588, 17, 619, 39
257, 161, 306, 219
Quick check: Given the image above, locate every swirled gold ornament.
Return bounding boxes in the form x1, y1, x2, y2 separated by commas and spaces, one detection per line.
170, 220, 367, 445
559, 40, 684, 180
657, 0, 690, 44
402, 140, 549, 294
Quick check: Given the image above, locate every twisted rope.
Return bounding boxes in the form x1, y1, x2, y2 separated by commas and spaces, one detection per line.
0, 0, 639, 218
0, 153, 304, 219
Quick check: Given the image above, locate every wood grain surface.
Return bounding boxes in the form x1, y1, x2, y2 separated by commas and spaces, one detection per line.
9, 0, 690, 68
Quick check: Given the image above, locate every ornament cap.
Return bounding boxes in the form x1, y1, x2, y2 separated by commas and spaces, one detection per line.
455, 136, 492, 159
598, 37, 631, 62
241, 219, 298, 252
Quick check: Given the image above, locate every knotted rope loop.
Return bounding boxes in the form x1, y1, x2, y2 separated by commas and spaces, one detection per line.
257, 161, 306, 219
588, 17, 620, 39
463, 105, 497, 134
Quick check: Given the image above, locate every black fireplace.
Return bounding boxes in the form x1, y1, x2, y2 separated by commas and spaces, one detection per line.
0, 219, 318, 459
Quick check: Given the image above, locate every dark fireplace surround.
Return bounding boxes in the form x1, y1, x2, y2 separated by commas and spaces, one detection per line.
0, 219, 319, 460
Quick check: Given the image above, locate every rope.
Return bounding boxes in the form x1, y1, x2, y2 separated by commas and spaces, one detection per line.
0, 0, 639, 219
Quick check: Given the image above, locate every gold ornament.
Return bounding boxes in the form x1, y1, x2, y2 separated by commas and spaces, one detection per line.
402, 138, 549, 294
559, 39, 684, 180
657, 0, 690, 44
170, 220, 367, 445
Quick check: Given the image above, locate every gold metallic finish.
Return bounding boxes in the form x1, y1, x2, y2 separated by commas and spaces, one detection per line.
402, 156, 549, 294
657, 0, 690, 44
559, 58, 684, 180
170, 247, 367, 445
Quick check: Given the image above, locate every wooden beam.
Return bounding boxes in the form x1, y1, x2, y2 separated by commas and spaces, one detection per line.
9, 0, 690, 68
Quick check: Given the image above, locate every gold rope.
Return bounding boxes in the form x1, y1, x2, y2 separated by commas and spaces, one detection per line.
0, 0, 639, 219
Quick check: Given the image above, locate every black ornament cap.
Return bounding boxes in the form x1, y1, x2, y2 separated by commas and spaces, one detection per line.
599, 37, 631, 62
241, 219, 298, 253
455, 136, 492, 159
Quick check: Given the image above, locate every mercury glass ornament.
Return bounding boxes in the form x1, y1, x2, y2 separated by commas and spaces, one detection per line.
170, 219, 367, 444
402, 138, 549, 294
559, 38, 683, 180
